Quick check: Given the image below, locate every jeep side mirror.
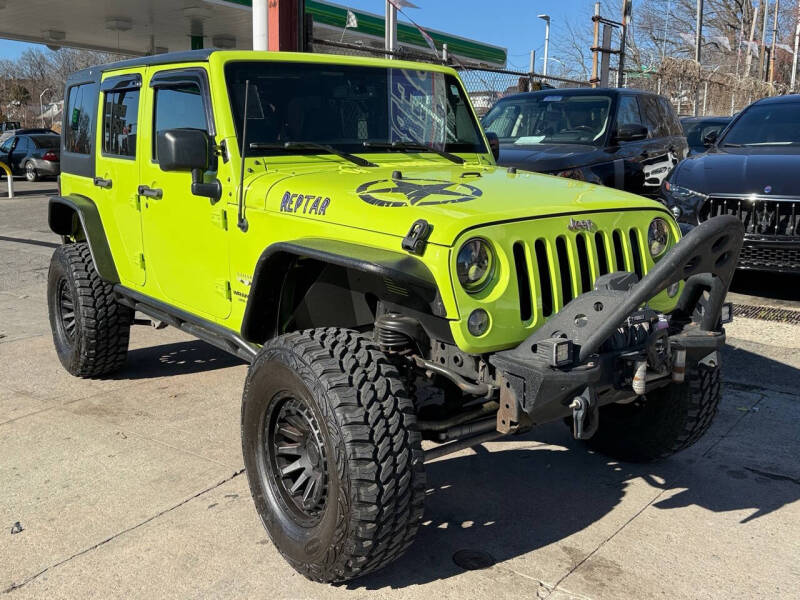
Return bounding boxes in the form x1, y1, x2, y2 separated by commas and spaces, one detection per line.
702, 129, 718, 147
615, 123, 648, 142
156, 128, 221, 202
485, 131, 500, 161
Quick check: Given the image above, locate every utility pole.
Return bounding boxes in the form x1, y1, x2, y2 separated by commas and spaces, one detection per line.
591, 1, 601, 86
385, 1, 398, 59
617, 0, 632, 88
538, 14, 551, 76
529, 50, 536, 74
39, 88, 51, 128
694, 0, 704, 116
793, 0, 800, 89
746, 1, 762, 77
759, 1, 769, 79
769, 0, 779, 83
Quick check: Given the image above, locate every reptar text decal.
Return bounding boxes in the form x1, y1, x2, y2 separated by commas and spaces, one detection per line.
280, 191, 331, 216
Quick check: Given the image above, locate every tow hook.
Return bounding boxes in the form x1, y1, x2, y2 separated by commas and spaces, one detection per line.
570, 387, 599, 440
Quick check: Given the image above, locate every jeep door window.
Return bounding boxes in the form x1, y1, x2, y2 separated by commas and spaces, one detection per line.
103, 88, 139, 157
224, 62, 485, 156
65, 83, 94, 154
482, 94, 611, 145
153, 83, 208, 161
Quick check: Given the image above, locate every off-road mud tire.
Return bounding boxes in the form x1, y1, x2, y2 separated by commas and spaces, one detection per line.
47, 242, 131, 377
584, 357, 721, 462
241, 328, 426, 583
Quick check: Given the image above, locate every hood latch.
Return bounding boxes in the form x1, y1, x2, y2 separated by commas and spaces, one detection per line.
402, 219, 432, 256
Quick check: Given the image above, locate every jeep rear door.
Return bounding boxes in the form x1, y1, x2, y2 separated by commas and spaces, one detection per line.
95, 71, 146, 286
138, 66, 231, 320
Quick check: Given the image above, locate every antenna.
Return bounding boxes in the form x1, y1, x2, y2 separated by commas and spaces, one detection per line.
236, 79, 250, 232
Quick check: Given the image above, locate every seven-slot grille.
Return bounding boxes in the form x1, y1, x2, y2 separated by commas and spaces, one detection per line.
699, 195, 800, 238
512, 227, 649, 323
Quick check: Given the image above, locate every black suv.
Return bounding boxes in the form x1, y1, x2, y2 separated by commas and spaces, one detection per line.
483, 88, 687, 196
662, 94, 800, 273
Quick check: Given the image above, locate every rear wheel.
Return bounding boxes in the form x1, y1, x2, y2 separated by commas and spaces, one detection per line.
47, 243, 132, 377
241, 328, 425, 582
24, 161, 38, 182
585, 356, 721, 462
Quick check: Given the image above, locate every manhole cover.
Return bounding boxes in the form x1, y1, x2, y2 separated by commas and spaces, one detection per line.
452, 549, 496, 570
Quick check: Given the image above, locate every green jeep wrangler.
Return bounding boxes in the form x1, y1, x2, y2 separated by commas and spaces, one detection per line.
47, 49, 743, 582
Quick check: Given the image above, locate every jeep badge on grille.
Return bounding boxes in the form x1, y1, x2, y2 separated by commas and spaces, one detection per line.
568, 217, 597, 232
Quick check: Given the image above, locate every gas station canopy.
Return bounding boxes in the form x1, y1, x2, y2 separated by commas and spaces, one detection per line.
0, 0, 506, 67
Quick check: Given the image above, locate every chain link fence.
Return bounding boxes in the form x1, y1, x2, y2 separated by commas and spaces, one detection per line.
311, 39, 590, 116
619, 57, 788, 117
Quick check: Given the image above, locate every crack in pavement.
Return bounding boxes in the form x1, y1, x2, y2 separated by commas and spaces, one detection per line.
1, 468, 245, 595
545, 488, 668, 599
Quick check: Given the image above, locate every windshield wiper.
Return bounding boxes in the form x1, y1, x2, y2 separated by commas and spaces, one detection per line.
362, 141, 465, 164
249, 141, 377, 167
721, 143, 743, 147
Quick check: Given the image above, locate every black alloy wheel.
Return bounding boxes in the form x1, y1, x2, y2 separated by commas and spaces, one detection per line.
264, 393, 328, 523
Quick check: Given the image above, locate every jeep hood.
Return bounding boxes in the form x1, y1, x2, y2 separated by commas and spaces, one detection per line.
250, 163, 663, 246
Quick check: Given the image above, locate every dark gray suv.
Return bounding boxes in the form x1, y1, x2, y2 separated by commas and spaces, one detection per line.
483, 88, 687, 196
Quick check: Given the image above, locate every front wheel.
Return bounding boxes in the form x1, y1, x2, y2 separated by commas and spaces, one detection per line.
241, 328, 425, 583
24, 161, 39, 182
584, 356, 721, 462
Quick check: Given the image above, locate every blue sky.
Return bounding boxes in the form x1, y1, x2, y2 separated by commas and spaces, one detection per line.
344, 0, 595, 71
0, 0, 595, 71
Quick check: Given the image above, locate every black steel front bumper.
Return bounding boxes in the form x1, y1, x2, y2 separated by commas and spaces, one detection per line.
489, 215, 744, 433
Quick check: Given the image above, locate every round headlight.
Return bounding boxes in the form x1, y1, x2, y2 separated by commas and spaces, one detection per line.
648, 218, 670, 258
456, 238, 495, 293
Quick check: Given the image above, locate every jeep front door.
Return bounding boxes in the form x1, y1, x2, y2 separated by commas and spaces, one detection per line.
139, 67, 231, 320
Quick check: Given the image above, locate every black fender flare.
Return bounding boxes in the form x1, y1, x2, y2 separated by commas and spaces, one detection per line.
48, 194, 120, 283
241, 238, 446, 344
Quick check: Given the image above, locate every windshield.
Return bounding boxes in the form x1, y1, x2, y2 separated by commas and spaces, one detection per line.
482, 94, 612, 146
721, 102, 800, 147
225, 61, 485, 157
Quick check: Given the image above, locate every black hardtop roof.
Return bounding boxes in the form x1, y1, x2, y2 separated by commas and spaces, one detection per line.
750, 93, 800, 106
499, 87, 665, 102
66, 49, 215, 86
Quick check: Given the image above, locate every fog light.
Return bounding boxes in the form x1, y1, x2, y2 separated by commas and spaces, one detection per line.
667, 281, 680, 298
535, 337, 574, 367
467, 309, 490, 336
720, 302, 734, 324
670, 205, 682, 219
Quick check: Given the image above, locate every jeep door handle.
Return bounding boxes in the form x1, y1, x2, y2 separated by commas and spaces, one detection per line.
137, 185, 163, 199
93, 177, 112, 189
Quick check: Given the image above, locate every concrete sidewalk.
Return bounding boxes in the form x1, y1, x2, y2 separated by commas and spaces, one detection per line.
1, 183, 799, 599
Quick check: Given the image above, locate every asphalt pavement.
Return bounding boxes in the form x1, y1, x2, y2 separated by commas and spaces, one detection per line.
1, 181, 798, 599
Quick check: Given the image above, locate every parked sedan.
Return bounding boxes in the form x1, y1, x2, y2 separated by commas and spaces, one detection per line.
482, 88, 687, 196
662, 94, 800, 273
0, 132, 60, 181
680, 115, 731, 154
